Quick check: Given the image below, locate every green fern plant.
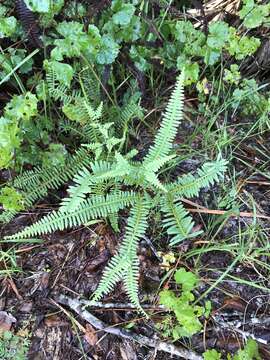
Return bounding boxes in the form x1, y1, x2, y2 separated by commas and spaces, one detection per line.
5, 71, 227, 311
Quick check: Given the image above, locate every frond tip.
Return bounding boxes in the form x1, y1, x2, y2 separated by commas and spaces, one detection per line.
143, 70, 185, 164
168, 156, 227, 197
91, 196, 150, 312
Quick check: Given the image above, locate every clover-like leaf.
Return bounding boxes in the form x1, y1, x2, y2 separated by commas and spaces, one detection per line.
5, 92, 38, 121
174, 268, 199, 293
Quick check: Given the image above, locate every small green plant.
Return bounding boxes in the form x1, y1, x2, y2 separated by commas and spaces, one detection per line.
239, 0, 270, 29
0, 187, 24, 212
158, 268, 211, 339
5, 71, 227, 311
203, 339, 261, 360
0, 330, 30, 360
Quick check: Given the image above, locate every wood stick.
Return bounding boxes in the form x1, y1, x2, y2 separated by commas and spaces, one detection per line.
55, 295, 203, 360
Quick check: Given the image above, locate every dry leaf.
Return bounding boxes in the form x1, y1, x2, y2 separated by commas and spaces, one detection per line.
84, 323, 98, 346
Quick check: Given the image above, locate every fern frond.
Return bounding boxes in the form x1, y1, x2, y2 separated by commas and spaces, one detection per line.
108, 212, 120, 232
5, 191, 138, 239
91, 196, 150, 311
144, 155, 175, 173
115, 100, 144, 135
79, 67, 101, 107
0, 148, 91, 223
145, 171, 167, 192
143, 70, 185, 164
59, 166, 93, 213
59, 156, 130, 213
161, 195, 202, 246
168, 157, 227, 197
46, 66, 80, 105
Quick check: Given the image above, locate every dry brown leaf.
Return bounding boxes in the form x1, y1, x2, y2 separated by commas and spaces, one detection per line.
84, 323, 98, 346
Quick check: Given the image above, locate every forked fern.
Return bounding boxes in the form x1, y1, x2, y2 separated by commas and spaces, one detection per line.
5, 71, 227, 311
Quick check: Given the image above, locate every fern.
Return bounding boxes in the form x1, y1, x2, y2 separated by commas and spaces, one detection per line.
162, 195, 202, 246
46, 64, 81, 104
6, 72, 228, 311
79, 67, 101, 107
0, 148, 91, 223
91, 196, 150, 311
6, 191, 137, 239
168, 156, 227, 197
143, 71, 185, 164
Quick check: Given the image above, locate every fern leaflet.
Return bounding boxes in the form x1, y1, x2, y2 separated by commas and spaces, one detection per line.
162, 195, 202, 246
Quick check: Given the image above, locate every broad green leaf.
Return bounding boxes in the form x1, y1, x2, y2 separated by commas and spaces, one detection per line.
5, 93, 38, 121
96, 36, 119, 64
239, 0, 270, 28
177, 59, 199, 85
0, 187, 24, 211
203, 349, 221, 360
112, 3, 135, 26
0, 17, 17, 38
24, 0, 50, 13
233, 339, 261, 360
174, 268, 199, 293
207, 21, 229, 49
43, 60, 74, 86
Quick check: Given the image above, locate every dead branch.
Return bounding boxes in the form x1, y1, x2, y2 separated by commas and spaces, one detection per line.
55, 294, 203, 360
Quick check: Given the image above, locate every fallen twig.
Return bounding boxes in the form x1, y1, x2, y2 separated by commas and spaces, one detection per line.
55, 295, 202, 360
79, 299, 166, 311
187, 208, 270, 220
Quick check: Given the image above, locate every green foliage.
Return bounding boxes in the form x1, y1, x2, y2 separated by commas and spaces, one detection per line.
41, 143, 67, 168
5, 92, 38, 121
0, 330, 30, 360
0, 92, 38, 169
203, 339, 261, 360
239, 0, 270, 28
43, 60, 74, 87
232, 339, 261, 360
5, 74, 226, 310
231, 79, 270, 131
0, 17, 17, 38
0, 49, 33, 82
203, 349, 221, 360
24, 0, 64, 16
0, 187, 24, 211
51, 21, 119, 65
159, 268, 210, 339
227, 28, 260, 60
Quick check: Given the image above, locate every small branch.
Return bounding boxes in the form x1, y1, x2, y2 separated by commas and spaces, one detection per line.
55, 295, 203, 360
79, 299, 166, 311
